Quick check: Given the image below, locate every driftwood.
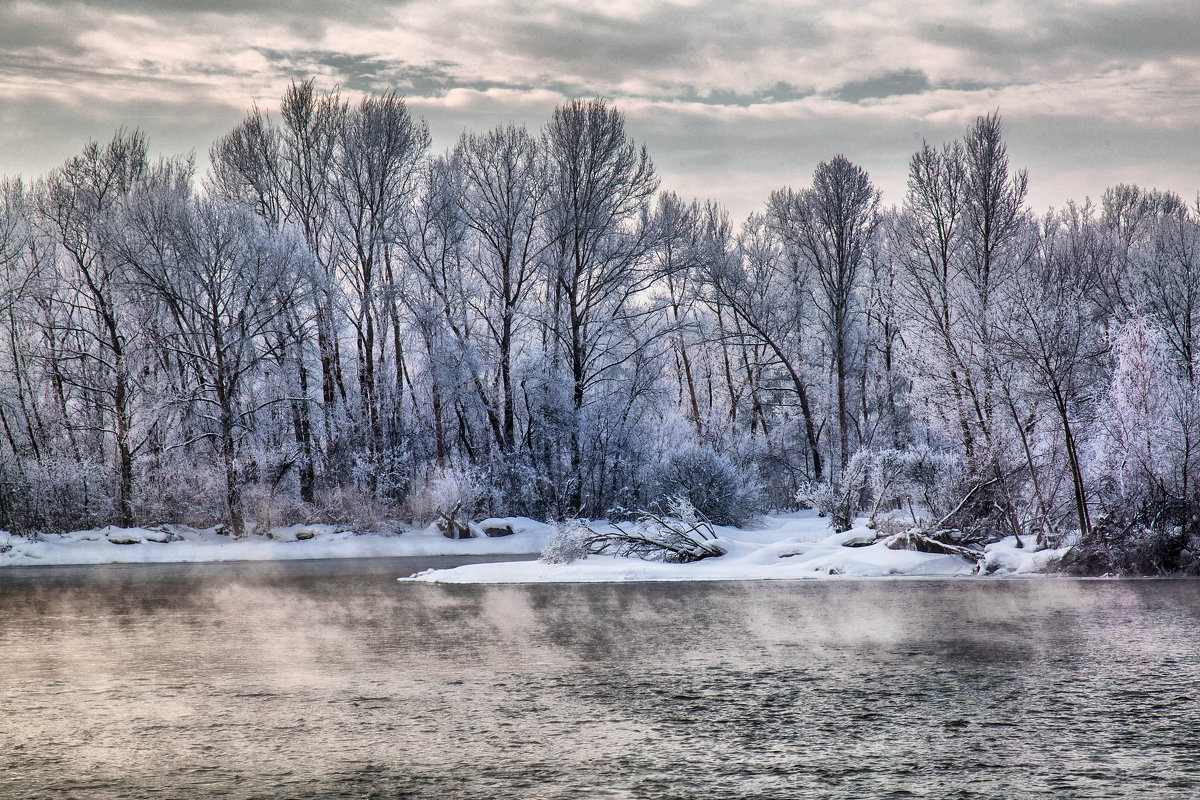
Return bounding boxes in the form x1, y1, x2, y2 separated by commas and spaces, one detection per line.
437, 502, 475, 539
582, 509, 725, 563
882, 531, 982, 562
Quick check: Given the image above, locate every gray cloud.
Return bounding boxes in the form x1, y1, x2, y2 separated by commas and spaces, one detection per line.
251, 50, 476, 95
0, 0, 391, 18
835, 70, 932, 103
670, 82, 815, 107
925, 1, 1200, 76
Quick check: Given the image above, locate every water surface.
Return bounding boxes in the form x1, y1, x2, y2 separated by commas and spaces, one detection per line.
1, 560, 1197, 799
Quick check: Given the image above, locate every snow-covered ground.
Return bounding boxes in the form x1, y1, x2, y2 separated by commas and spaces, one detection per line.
0, 510, 1073, 580
406, 512, 1075, 583
0, 517, 554, 567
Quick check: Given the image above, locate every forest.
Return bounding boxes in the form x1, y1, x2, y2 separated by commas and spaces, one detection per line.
0, 82, 1197, 574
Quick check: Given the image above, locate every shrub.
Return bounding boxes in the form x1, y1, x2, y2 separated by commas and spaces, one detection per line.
309, 485, 398, 530
0, 456, 119, 534
405, 460, 490, 524
541, 518, 591, 564
649, 445, 760, 526
797, 449, 871, 532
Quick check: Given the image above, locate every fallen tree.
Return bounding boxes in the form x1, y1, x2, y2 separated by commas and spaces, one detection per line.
541, 499, 727, 564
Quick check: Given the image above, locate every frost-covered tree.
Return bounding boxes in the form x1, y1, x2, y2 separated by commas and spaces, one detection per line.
706, 212, 822, 481
454, 124, 551, 454
769, 155, 880, 476
5, 95, 1200, 574
37, 130, 152, 526
895, 114, 1031, 543
333, 91, 429, 466
118, 172, 304, 537
1091, 318, 1200, 570
541, 98, 659, 513
997, 204, 1107, 540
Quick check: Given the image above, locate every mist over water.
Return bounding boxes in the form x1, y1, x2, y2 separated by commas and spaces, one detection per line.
1, 561, 1198, 799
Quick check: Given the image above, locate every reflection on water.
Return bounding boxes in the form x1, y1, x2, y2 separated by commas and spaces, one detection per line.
1, 560, 1198, 799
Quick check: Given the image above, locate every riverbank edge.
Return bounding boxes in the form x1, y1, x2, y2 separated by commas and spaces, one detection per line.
0, 512, 1151, 580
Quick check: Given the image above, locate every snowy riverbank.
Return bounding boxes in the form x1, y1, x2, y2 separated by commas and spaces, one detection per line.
0, 517, 554, 567
0, 511, 1072, 578
407, 512, 1073, 583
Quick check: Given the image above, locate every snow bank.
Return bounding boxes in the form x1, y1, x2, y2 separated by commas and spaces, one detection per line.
407, 512, 980, 583
0, 518, 553, 567
0, 511, 1078, 580
981, 535, 1074, 575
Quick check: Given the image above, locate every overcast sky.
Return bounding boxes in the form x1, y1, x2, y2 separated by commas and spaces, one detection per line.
1, 0, 1197, 219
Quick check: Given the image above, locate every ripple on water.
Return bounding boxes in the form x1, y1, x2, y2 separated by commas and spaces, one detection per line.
0, 568, 1197, 799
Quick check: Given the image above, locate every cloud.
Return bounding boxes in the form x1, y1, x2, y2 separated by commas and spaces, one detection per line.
0, 0, 1196, 219
835, 70, 932, 103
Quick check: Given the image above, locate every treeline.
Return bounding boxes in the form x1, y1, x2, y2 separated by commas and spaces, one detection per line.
0, 82, 1197, 572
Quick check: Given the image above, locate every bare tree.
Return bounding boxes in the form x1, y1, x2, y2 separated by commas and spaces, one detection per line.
332, 90, 429, 468
770, 155, 880, 478
961, 112, 1029, 441
542, 98, 659, 511
998, 204, 1107, 540
209, 80, 348, 501
706, 213, 823, 480
119, 176, 303, 537
1137, 195, 1200, 378
651, 192, 709, 435
454, 123, 551, 452
37, 130, 151, 526
896, 115, 1030, 542
401, 153, 483, 464
896, 138, 979, 455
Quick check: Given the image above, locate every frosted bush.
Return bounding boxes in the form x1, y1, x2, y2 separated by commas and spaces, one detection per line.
244, 483, 320, 533
1, 456, 120, 534
649, 445, 760, 526
406, 461, 489, 524
541, 518, 591, 564
667, 495, 704, 529
311, 485, 396, 528
797, 449, 871, 532
134, 456, 226, 529
796, 480, 836, 517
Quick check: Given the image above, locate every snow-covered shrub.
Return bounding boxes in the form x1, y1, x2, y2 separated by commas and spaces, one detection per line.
1068, 513, 1199, 576
405, 461, 490, 523
488, 456, 549, 519
0, 456, 119, 534
131, 451, 227, 529
244, 483, 319, 534
649, 445, 760, 526
540, 518, 592, 564
871, 509, 914, 536
876, 446, 1005, 544
797, 449, 871, 532
919, 457, 1015, 545
795, 480, 835, 516
867, 448, 908, 523
310, 485, 397, 529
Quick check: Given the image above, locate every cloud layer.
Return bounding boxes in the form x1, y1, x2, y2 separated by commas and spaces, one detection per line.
1, 0, 1197, 217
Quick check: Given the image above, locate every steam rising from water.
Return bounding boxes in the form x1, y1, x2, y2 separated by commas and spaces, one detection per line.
0, 562, 1196, 798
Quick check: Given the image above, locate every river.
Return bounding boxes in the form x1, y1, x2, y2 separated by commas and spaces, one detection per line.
1, 558, 1197, 798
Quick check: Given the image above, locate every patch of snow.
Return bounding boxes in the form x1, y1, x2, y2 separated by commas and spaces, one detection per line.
406, 512, 979, 583
0, 518, 554, 567
981, 535, 1074, 575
